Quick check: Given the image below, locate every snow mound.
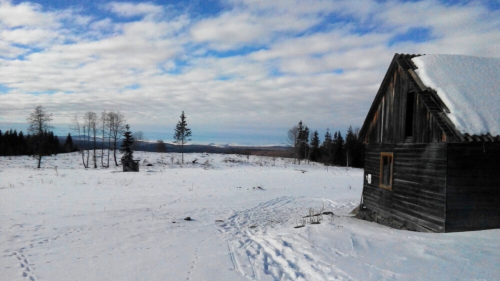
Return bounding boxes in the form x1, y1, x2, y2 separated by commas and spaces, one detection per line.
412, 54, 500, 136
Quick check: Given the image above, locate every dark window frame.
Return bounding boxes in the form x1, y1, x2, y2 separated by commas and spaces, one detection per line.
405, 91, 415, 140
379, 152, 394, 190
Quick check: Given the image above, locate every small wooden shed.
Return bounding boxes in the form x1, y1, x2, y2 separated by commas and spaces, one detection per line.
122, 158, 140, 172
357, 53, 500, 233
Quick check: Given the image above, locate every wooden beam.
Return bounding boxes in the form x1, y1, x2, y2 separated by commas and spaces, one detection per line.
408, 69, 428, 92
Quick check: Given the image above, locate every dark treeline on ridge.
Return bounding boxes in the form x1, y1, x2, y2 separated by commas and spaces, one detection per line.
288, 121, 364, 168
0, 129, 76, 157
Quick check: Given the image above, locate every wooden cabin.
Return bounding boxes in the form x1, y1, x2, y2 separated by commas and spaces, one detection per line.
357, 53, 500, 233
122, 158, 140, 172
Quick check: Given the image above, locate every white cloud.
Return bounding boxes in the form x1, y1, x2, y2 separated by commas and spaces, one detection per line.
0, 40, 26, 58
90, 18, 113, 30
0, 0, 58, 28
190, 0, 335, 50
0, 28, 60, 45
0, 0, 500, 141
106, 2, 164, 19
190, 12, 267, 49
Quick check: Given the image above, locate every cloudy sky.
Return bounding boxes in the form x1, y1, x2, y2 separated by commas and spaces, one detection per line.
0, 0, 499, 145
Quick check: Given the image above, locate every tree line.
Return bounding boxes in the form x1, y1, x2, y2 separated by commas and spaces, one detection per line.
72, 110, 193, 168
2, 105, 366, 170
287, 121, 364, 168
13, 105, 194, 168
0, 129, 77, 157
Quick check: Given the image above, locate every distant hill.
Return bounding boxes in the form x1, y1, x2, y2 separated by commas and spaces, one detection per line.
58, 135, 291, 156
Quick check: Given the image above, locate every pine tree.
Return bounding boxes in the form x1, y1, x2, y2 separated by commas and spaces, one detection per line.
4, 130, 12, 156
333, 131, 344, 166
354, 137, 365, 168
320, 129, 332, 164
173, 111, 192, 164
53, 133, 60, 155
345, 126, 357, 167
64, 133, 74, 153
296, 121, 305, 164
309, 130, 321, 161
351, 127, 365, 168
18, 131, 26, 155
120, 124, 134, 161
300, 126, 310, 161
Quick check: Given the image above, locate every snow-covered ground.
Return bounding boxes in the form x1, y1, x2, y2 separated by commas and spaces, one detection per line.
1, 152, 498, 281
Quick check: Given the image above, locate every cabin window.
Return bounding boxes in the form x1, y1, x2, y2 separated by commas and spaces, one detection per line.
380, 152, 393, 190
405, 91, 414, 139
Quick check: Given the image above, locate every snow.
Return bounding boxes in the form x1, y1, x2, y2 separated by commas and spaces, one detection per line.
1, 152, 499, 280
412, 54, 500, 136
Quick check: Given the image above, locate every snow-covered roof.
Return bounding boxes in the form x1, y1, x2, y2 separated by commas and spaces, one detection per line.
411, 54, 500, 137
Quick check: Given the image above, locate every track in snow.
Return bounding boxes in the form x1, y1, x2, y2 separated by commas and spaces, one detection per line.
217, 196, 357, 281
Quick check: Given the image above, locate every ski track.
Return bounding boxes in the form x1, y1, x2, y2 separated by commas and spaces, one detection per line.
218, 196, 356, 281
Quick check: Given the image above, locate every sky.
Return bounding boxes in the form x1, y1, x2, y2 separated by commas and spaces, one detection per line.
0, 0, 499, 145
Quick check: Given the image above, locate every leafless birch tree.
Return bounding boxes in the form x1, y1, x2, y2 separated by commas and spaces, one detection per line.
72, 115, 89, 168
287, 125, 299, 164
100, 111, 109, 168
84, 112, 98, 169
108, 111, 125, 166
27, 105, 53, 168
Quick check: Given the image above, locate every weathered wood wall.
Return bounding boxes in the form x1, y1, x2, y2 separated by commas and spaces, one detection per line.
363, 144, 395, 218
359, 54, 500, 232
362, 143, 447, 232
363, 63, 445, 145
446, 143, 500, 232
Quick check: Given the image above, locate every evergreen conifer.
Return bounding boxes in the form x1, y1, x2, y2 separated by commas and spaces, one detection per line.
173, 111, 192, 164
120, 124, 134, 161
309, 130, 321, 161
64, 133, 74, 152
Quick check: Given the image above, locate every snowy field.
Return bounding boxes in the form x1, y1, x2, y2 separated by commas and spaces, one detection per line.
1, 152, 499, 281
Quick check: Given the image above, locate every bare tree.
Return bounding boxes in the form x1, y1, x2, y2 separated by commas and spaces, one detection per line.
287, 125, 299, 164
108, 111, 125, 166
156, 140, 167, 153
72, 115, 89, 168
27, 105, 53, 168
84, 112, 98, 169
100, 111, 109, 168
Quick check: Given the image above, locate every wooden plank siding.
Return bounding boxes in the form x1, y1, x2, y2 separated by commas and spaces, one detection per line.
363, 63, 445, 145
392, 143, 447, 232
358, 53, 500, 232
362, 144, 395, 219
362, 143, 447, 232
446, 143, 500, 232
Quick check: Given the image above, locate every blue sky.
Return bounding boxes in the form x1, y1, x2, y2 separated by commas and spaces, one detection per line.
0, 0, 499, 145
